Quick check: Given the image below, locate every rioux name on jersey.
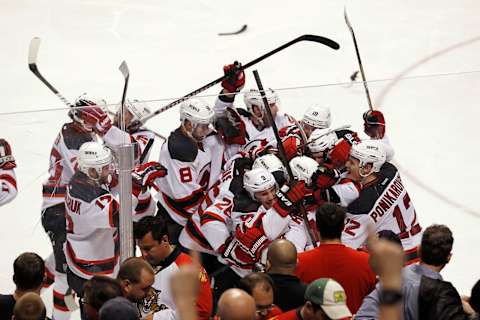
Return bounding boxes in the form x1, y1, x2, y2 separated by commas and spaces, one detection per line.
369, 174, 404, 223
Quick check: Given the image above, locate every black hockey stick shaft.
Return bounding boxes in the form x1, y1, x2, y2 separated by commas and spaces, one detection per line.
28, 37, 75, 108
344, 8, 374, 111
253, 69, 317, 248
134, 34, 340, 128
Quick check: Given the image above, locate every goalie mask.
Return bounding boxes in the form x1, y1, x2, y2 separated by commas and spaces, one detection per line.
307, 128, 338, 164
289, 156, 319, 187
78, 142, 114, 183
349, 140, 386, 177
180, 98, 215, 142
243, 167, 277, 203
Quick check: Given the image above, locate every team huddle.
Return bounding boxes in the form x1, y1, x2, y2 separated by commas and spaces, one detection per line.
0, 63, 422, 320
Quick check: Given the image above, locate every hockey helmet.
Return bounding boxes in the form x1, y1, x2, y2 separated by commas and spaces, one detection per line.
308, 128, 338, 154
302, 105, 331, 130
289, 156, 319, 186
350, 140, 386, 175
78, 142, 113, 181
243, 167, 277, 200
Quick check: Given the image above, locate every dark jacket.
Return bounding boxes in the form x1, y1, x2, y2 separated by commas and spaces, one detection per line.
419, 275, 468, 320
269, 273, 307, 312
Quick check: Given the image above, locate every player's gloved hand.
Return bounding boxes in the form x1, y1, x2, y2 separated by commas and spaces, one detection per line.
311, 164, 340, 190
328, 138, 352, 169
216, 107, 247, 145
363, 110, 386, 139
79, 106, 112, 135
132, 162, 168, 188
273, 180, 306, 217
221, 62, 245, 93
282, 135, 302, 161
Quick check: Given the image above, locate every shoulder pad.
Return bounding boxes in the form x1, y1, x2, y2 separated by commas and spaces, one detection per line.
233, 191, 260, 213
236, 108, 252, 118
68, 171, 109, 203
167, 128, 198, 162
62, 123, 95, 150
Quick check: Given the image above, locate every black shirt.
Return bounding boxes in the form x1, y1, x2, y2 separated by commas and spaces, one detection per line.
269, 273, 307, 312
0, 294, 15, 320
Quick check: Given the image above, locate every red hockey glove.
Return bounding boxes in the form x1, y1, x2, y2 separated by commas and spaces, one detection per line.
221, 62, 245, 93
79, 106, 112, 135
363, 110, 386, 139
216, 107, 247, 145
281, 135, 302, 161
132, 162, 167, 188
328, 138, 352, 169
311, 164, 340, 191
0, 139, 16, 170
273, 180, 306, 217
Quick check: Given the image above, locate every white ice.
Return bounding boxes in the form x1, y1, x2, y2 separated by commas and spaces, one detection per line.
1, 0, 479, 317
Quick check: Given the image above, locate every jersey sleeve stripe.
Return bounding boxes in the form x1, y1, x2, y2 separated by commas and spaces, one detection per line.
0, 174, 17, 190
185, 219, 213, 250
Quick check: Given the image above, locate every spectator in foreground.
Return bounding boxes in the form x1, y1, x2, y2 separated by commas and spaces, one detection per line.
0, 252, 45, 320
117, 257, 155, 303
295, 203, 376, 314
266, 239, 306, 311
12, 292, 46, 320
83, 276, 123, 320
238, 272, 282, 320
216, 289, 256, 320
99, 296, 138, 320
356, 224, 455, 320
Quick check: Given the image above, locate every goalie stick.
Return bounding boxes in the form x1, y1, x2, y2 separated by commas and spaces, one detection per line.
128, 34, 340, 131
253, 69, 318, 248
344, 8, 373, 111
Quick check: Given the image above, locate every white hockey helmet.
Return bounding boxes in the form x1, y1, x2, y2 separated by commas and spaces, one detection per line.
252, 154, 288, 183
72, 94, 107, 129
180, 98, 215, 126
289, 156, 319, 186
125, 99, 151, 122
78, 142, 113, 181
243, 167, 277, 200
243, 88, 279, 114
350, 140, 387, 174
307, 128, 338, 153
302, 105, 331, 129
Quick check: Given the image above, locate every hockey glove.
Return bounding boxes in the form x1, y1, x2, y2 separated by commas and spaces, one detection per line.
281, 135, 302, 161
273, 180, 306, 217
328, 138, 352, 169
363, 110, 386, 139
311, 164, 340, 190
221, 62, 245, 93
132, 162, 167, 188
216, 107, 247, 145
79, 106, 112, 135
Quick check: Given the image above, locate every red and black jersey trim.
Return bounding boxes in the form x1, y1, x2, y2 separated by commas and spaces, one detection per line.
66, 242, 117, 276
42, 184, 66, 197
161, 189, 204, 219
185, 218, 213, 250
405, 246, 420, 265
200, 211, 225, 225
135, 195, 152, 214
0, 174, 17, 190
53, 290, 69, 312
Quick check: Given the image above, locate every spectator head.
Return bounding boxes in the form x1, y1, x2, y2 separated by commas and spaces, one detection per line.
217, 288, 256, 320
302, 278, 352, 320
470, 279, 480, 313
419, 224, 453, 268
377, 230, 403, 248
315, 203, 345, 241
99, 297, 139, 320
238, 273, 275, 319
12, 292, 46, 320
13, 252, 45, 293
266, 239, 297, 274
83, 275, 123, 320
133, 216, 171, 266
117, 257, 155, 303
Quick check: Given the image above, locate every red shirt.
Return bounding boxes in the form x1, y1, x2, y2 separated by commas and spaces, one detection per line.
268, 308, 301, 320
295, 243, 376, 314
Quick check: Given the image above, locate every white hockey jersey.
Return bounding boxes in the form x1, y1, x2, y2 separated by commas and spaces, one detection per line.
156, 128, 224, 226
42, 123, 96, 210
0, 168, 17, 207
136, 247, 213, 320
341, 162, 422, 259
64, 171, 120, 280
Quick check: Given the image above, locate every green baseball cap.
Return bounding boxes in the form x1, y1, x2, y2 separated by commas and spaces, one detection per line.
305, 278, 352, 319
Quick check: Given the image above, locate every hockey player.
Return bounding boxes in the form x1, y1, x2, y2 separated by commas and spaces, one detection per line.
155, 98, 224, 244
341, 140, 422, 264
305, 128, 338, 165
64, 142, 120, 300
362, 109, 395, 161
0, 139, 17, 206
40, 95, 101, 319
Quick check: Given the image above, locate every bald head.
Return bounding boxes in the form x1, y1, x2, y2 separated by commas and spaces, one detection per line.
217, 289, 256, 320
13, 292, 46, 320
267, 239, 297, 274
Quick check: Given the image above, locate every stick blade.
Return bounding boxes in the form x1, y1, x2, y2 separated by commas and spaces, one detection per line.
28, 37, 41, 69
344, 7, 354, 32
119, 61, 129, 79
302, 34, 340, 50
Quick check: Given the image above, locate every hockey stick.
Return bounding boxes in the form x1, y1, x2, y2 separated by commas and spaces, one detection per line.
218, 24, 248, 36
28, 37, 75, 108
344, 8, 374, 111
119, 61, 130, 134
253, 69, 318, 248
129, 34, 340, 131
